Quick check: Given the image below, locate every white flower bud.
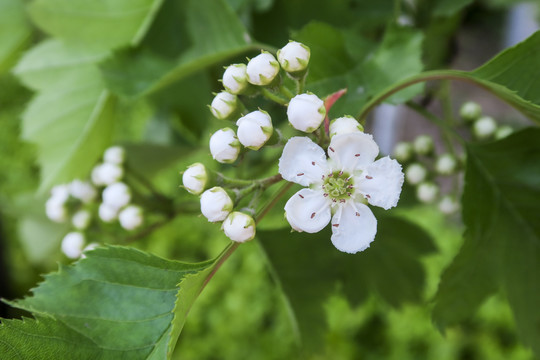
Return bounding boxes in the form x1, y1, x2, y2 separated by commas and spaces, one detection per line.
61, 231, 85, 259
495, 125, 513, 140
50, 184, 70, 203
393, 142, 414, 163
329, 116, 363, 137
287, 93, 326, 133
70, 180, 97, 204
236, 110, 273, 150
209, 128, 241, 164
102, 182, 131, 209
246, 52, 280, 86
91, 163, 124, 186
277, 41, 310, 73
81, 242, 99, 259
104, 146, 125, 165
210, 91, 237, 120
417, 182, 439, 203
473, 116, 497, 139
182, 162, 208, 195
72, 209, 91, 230
200, 187, 233, 222
439, 195, 460, 215
435, 153, 458, 175
405, 163, 427, 185
223, 211, 256, 243
118, 205, 143, 231
460, 101, 482, 122
413, 135, 434, 155
222, 64, 248, 94
45, 197, 68, 223
98, 202, 118, 222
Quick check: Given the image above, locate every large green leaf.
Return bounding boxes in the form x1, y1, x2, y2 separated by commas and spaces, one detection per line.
258, 214, 435, 352
101, 0, 257, 98
0, 245, 220, 359
28, 0, 164, 51
434, 128, 540, 357
0, 0, 31, 73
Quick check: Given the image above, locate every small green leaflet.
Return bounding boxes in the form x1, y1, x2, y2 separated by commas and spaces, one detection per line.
0, 0, 31, 73
0, 246, 219, 359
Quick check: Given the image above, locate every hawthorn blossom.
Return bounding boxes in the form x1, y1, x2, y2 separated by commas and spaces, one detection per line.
278, 133, 404, 254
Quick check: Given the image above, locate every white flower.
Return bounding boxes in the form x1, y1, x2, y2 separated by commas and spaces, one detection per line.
460, 101, 482, 122
416, 182, 439, 203
104, 146, 125, 165
72, 209, 91, 230
102, 182, 131, 209
329, 116, 363, 138
119, 205, 143, 230
413, 135, 434, 155
222, 212, 256, 243
209, 128, 241, 164
45, 196, 68, 223
405, 163, 427, 185
246, 52, 280, 86
210, 91, 237, 119
278, 134, 404, 254
91, 162, 123, 186
473, 116, 497, 139
70, 180, 97, 203
236, 110, 273, 150
393, 142, 413, 163
439, 195, 459, 214
277, 41, 310, 73
182, 163, 208, 195
200, 187, 233, 222
435, 153, 458, 175
98, 202, 118, 222
287, 93, 326, 133
50, 184, 70, 203
61, 231, 85, 259
222, 64, 248, 94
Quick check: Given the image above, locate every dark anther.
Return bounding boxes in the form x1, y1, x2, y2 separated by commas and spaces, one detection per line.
311, 212, 316, 219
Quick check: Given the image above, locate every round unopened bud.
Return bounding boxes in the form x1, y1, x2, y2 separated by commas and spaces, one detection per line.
393, 142, 414, 163
473, 116, 497, 139
435, 153, 458, 175
104, 146, 125, 165
495, 125, 513, 140
417, 182, 439, 203
210, 91, 237, 120
91, 162, 124, 186
329, 116, 363, 137
45, 197, 68, 223
70, 180, 97, 204
405, 163, 427, 185
222, 64, 248, 94
50, 184, 70, 203
72, 209, 91, 230
246, 52, 280, 86
98, 202, 118, 222
460, 101, 482, 122
236, 110, 273, 150
61, 231, 85, 259
413, 135, 434, 155
200, 187, 233, 222
277, 41, 310, 73
119, 205, 143, 231
182, 163, 208, 195
209, 128, 241, 164
223, 211, 256, 243
439, 195, 460, 214
102, 182, 131, 209
287, 93, 326, 133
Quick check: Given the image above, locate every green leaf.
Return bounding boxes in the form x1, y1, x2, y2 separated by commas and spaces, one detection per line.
0, 246, 219, 359
258, 214, 435, 351
101, 0, 255, 98
433, 0, 473, 17
28, 0, 164, 51
0, 0, 31, 73
434, 128, 540, 357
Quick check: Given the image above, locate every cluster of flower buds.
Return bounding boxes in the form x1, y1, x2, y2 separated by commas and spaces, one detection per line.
459, 101, 514, 140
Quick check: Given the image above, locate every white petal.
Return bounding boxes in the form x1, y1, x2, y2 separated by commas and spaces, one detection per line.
328, 132, 379, 172
357, 156, 404, 210
284, 188, 331, 233
330, 202, 377, 254
278, 137, 329, 186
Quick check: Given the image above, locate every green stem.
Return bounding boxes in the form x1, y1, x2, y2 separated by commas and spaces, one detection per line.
279, 84, 295, 100
260, 87, 288, 105
439, 80, 459, 156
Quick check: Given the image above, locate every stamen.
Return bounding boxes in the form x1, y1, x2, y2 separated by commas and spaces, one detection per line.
355, 212, 360, 217
339, 199, 346, 203
355, 153, 360, 157
329, 147, 335, 152
347, 185, 354, 189
332, 224, 339, 227
365, 175, 373, 179
347, 192, 352, 197
365, 194, 371, 199
338, 171, 343, 176
332, 199, 337, 203
298, 194, 304, 199
321, 175, 325, 180
323, 193, 329, 197
311, 212, 316, 219
297, 173, 304, 176
311, 161, 316, 166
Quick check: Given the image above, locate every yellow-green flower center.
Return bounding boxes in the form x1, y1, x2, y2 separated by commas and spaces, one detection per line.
322, 171, 354, 201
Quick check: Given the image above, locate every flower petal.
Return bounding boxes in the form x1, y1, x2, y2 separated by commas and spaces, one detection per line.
328, 132, 379, 172
356, 156, 404, 210
284, 188, 331, 233
279, 137, 329, 186
330, 201, 377, 254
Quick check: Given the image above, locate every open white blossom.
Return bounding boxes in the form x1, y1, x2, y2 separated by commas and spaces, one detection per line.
287, 93, 326, 133
104, 146, 125, 165
278, 133, 404, 254
222, 64, 248, 94
236, 110, 273, 150
61, 231, 85, 259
